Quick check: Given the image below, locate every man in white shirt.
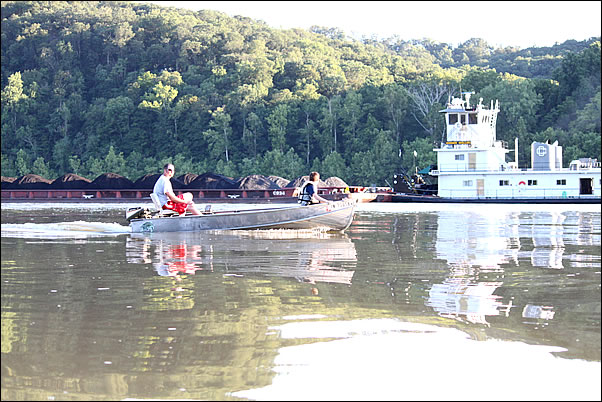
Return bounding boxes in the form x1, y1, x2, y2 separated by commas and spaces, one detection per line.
153, 163, 202, 215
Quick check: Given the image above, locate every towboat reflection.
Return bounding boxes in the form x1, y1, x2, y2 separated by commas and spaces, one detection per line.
424, 210, 597, 325
423, 211, 515, 324
126, 230, 357, 284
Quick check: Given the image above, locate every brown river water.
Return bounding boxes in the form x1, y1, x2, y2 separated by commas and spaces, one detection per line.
1, 202, 600, 400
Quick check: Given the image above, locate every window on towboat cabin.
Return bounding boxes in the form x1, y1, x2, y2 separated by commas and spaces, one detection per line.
499, 180, 510, 186
448, 114, 458, 124
463, 180, 473, 186
556, 179, 566, 185
469, 113, 478, 124
460, 114, 466, 125
455, 154, 465, 161
528, 180, 538, 186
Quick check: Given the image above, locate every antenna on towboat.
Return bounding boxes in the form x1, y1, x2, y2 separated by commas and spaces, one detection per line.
461, 91, 474, 108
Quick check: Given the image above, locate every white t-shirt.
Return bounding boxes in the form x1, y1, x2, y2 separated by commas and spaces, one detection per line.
153, 175, 173, 207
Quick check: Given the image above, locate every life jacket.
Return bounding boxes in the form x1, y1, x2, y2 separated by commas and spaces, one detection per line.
298, 181, 316, 206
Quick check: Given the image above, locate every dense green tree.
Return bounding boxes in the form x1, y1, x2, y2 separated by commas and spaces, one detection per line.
321, 151, 347, 181
266, 104, 288, 153
15, 148, 29, 177
204, 107, 232, 163
401, 137, 437, 174
104, 145, 126, 174
0, 1, 599, 185
31, 156, 52, 178
478, 75, 542, 145
1, 72, 30, 151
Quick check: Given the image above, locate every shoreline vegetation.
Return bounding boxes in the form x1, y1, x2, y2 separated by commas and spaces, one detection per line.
1, 2, 600, 187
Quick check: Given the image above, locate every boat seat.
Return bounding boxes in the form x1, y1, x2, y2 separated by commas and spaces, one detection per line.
149, 193, 178, 217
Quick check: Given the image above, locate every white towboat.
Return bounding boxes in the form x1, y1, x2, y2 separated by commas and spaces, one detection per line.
393, 91, 600, 203
126, 198, 357, 233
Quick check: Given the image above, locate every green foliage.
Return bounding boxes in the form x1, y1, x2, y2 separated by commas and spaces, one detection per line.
321, 151, 347, 181
204, 107, 232, 163
0, 1, 599, 186
266, 104, 288, 153
15, 149, 29, 177
104, 145, 126, 173
259, 148, 305, 179
31, 156, 52, 178
401, 137, 437, 174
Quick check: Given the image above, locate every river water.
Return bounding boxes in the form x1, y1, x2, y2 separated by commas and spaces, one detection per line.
1, 202, 600, 401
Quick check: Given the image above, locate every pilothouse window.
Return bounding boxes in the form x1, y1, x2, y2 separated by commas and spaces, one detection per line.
469, 113, 478, 124
460, 114, 466, 125
449, 114, 458, 124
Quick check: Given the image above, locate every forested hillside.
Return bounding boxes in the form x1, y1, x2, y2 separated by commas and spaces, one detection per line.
1, 1, 600, 185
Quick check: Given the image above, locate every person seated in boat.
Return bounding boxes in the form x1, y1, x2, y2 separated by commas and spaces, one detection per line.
153, 163, 202, 216
298, 171, 331, 206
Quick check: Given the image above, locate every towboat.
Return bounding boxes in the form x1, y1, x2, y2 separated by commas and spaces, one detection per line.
126, 198, 357, 233
392, 91, 601, 203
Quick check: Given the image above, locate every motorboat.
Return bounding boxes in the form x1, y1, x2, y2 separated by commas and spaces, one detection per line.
126, 198, 357, 233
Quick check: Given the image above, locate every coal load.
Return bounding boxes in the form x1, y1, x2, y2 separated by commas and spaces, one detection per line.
133, 174, 162, 189
89, 173, 134, 189
1, 176, 17, 189
177, 173, 199, 187
186, 172, 237, 189
324, 176, 348, 188
133, 173, 186, 190
267, 175, 290, 188
285, 175, 328, 188
49, 173, 92, 189
6, 174, 52, 189
235, 174, 280, 190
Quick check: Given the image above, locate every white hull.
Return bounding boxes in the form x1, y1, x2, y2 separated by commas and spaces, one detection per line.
435, 169, 601, 200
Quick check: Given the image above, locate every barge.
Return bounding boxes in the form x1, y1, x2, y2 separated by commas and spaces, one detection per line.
1, 186, 390, 203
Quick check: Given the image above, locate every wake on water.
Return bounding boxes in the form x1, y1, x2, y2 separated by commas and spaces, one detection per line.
1, 221, 132, 238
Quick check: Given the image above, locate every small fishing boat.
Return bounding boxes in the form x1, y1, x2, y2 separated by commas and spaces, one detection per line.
126, 198, 357, 233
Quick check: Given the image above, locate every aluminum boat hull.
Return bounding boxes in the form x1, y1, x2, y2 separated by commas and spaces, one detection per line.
129, 200, 356, 233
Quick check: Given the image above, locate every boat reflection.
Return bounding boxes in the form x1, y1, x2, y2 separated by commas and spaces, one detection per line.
126, 230, 357, 284
522, 304, 555, 320
427, 272, 511, 326
423, 211, 514, 324
519, 212, 566, 269
425, 210, 599, 325
518, 211, 599, 268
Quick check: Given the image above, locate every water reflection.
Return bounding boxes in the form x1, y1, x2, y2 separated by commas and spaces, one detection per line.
1, 205, 600, 400
423, 211, 515, 324
126, 230, 357, 285
390, 209, 601, 327
522, 304, 555, 320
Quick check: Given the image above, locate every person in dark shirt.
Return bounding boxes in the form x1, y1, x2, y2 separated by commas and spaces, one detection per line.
297, 171, 331, 206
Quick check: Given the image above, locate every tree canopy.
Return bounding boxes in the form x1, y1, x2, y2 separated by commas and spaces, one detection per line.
1, 1, 600, 185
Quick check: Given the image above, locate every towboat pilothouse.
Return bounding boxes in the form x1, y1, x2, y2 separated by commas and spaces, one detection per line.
393, 91, 601, 203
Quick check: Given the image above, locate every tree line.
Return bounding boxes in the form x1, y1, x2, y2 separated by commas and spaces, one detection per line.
1, 1, 600, 186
